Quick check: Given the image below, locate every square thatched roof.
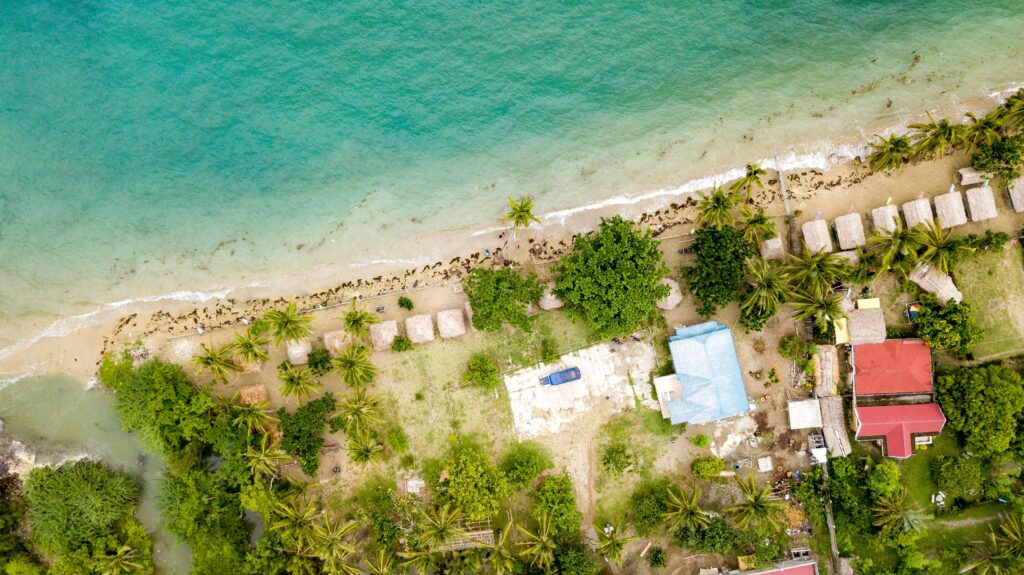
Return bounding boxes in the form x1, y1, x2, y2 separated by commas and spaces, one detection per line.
959, 166, 984, 186
538, 283, 564, 310
909, 265, 963, 304
656, 278, 683, 310
286, 339, 311, 365
820, 396, 852, 457
835, 250, 860, 265
370, 320, 399, 351
405, 314, 435, 344
848, 307, 886, 346
437, 309, 466, 339
833, 213, 866, 250
902, 198, 933, 229
1010, 177, 1024, 213
871, 204, 900, 234
801, 219, 833, 253
934, 191, 967, 229
322, 329, 351, 354
966, 186, 998, 222
760, 236, 785, 260
238, 384, 269, 405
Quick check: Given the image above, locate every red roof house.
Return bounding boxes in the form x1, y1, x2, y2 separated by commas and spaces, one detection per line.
855, 403, 946, 458
853, 339, 933, 396
745, 561, 818, 575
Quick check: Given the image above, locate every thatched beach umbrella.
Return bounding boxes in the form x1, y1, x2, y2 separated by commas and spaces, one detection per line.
958, 167, 984, 186
238, 384, 270, 406
934, 190, 967, 229
538, 283, 564, 311
835, 250, 860, 265
871, 204, 900, 234
405, 314, 435, 344
1010, 176, 1024, 213
286, 339, 312, 365
760, 236, 786, 261
833, 213, 866, 250
966, 186, 998, 222
656, 278, 683, 310
436, 309, 466, 339
322, 329, 351, 354
369, 320, 399, 351
801, 219, 833, 253
908, 265, 963, 304
901, 198, 933, 229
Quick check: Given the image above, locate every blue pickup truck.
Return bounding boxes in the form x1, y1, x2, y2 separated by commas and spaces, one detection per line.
540, 367, 582, 386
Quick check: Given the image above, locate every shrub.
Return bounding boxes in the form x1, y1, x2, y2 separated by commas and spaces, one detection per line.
691, 456, 725, 480
306, 348, 333, 376
931, 456, 983, 497
867, 460, 902, 498
630, 479, 670, 534
386, 427, 409, 453
540, 336, 560, 364
463, 353, 501, 391
779, 335, 816, 376
391, 335, 413, 352
691, 434, 711, 448
398, 296, 414, 310
533, 474, 582, 540
556, 542, 599, 575
600, 442, 633, 475
500, 442, 553, 487
436, 443, 512, 521
648, 546, 667, 568
972, 133, 1024, 181
674, 515, 734, 554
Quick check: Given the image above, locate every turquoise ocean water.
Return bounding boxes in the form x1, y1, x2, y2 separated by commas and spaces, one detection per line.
2, 0, 1024, 350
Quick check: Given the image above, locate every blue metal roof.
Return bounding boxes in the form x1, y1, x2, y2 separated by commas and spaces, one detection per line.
666, 321, 749, 424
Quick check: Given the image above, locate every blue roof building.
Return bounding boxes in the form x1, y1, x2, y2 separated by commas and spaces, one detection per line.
654, 321, 750, 425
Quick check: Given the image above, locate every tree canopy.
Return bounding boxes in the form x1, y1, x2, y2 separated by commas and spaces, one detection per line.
683, 225, 754, 317
936, 365, 1024, 455
278, 394, 337, 477
912, 295, 983, 357
972, 134, 1024, 181
463, 267, 544, 332
555, 216, 669, 338
433, 443, 512, 521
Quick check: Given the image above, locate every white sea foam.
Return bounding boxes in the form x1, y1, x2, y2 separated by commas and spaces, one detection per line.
0, 373, 31, 391
470, 225, 508, 237
347, 257, 435, 268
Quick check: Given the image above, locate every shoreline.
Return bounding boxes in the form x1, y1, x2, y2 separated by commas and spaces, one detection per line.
1, 83, 1021, 381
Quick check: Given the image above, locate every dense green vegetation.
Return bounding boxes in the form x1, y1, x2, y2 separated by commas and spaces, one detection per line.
913, 295, 984, 357
463, 268, 544, 332
683, 225, 754, 317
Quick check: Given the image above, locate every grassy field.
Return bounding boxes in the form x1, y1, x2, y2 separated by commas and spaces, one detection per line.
958, 245, 1024, 359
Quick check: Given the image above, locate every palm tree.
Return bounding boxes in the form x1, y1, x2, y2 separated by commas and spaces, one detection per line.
741, 259, 791, 319
696, 186, 737, 229
505, 196, 540, 237
232, 398, 277, 436
487, 521, 518, 575
271, 496, 321, 554
870, 221, 922, 276
910, 112, 967, 159
995, 513, 1024, 560
341, 301, 381, 344
727, 473, 784, 532
790, 285, 846, 333
364, 548, 397, 575
448, 549, 485, 575
785, 248, 849, 293
962, 531, 1014, 575
417, 504, 465, 550
964, 112, 1004, 150
731, 163, 768, 197
516, 513, 557, 571
314, 515, 358, 568
94, 544, 143, 575
917, 220, 974, 274
347, 428, 384, 465
234, 327, 270, 367
595, 524, 632, 565
1001, 89, 1024, 133
334, 390, 381, 433
246, 435, 290, 480
739, 205, 777, 244
332, 345, 377, 388
868, 133, 914, 172
190, 340, 241, 384
663, 482, 711, 531
398, 549, 437, 574
871, 487, 923, 534
265, 301, 314, 347
278, 364, 320, 405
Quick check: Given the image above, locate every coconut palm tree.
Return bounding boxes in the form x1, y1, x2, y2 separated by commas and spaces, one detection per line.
334, 390, 381, 433
739, 205, 777, 244
785, 249, 849, 293
278, 364, 321, 405
910, 112, 967, 159
191, 340, 241, 384
341, 301, 381, 344
417, 504, 465, 550
964, 112, 1005, 150
595, 524, 632, 565
696, 186, 737, 229
995, 513, 1024, 560
94, 544, 143, 575
246, 435, 290, 480
232, 397, 277, 436
663, 482, 711, 531
868, 133, 914, 172
727, 473, 784, 532
870, 221, 923, 276
1001, 89, 1024, 134
265, 301, 314, 347
872, 487, 923, 534
364, 548, 397, 575
917, 220, 974, 274
234, 327, 270, 368
347, 428, 384, 465
448, 549, 486, 575
487, 521, 518, 575
314, 515, 358, 569
272, 495, 321, 555
741, 259, 791, 319
731, 163, 768, 197
790, 285, 846, 333
332, 345, 377, 388
397, 550, 436, 574
505, 195, 541, 238
962, 531, 1015, 575
516, 513, 557, 571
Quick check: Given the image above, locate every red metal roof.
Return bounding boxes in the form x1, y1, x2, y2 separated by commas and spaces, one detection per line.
855, 403, 946, 458
748, 562, 818, 575
854, 340, 933, 396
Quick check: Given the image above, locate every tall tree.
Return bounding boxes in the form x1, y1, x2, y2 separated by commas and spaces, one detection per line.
910, 112, 967, 159
486, 522, 518, 575
935, 365, 1024, 456
739, 258, 791, 331
868, 133, 914, 172
332, 345, 378, 388
341, 301, 381, 344
516, 513, 557, 571
313, 515, 358, 570
869, 221, 923, 276
334, 390, 381, 433
1001, 89, 1024, 133
232, 398, 277, 436
696, 186, 737, 229
663, 482, 710, 531
271, 496, 320, 555
595, 524, 632, 565
964, 111, 1005, 150
416, 504, 465, 550
277, 364, 321, 405
730, 163, 768, 197
93, 544, 143, 575
364, 549, 397, 575
871, 487, 923, 534
790, 285, 846, 332
784, 248, 849, 293
347, 428, 384, 465
962, 531, 1017, 575
739, 205, 777, 244
191, 341, 241, 384
917, 220, 974, 274
505, 195, 541, 237
265, 301, 315, 347
683, 225, 754, 317
233, 327, 270, 367
727, 473, 784, 532
995, 513, 1024, 560
245, 435, 290, 480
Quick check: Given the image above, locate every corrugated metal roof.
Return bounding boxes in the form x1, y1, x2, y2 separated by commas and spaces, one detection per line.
855, 403, 945, 458
854, 340, 932, 395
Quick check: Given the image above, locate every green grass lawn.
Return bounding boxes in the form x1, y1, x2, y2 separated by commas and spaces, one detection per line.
957, 245, 1024, 359
897, 431, 960, 510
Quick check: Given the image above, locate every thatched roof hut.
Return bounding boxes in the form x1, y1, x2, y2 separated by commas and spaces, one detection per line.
934, 191, 967, 229
322, 329, 351, 354
801, 219, 833, 253
871, 204, 900, 234
238, 384, 269, 405
436, 309, 466, 339
464, 302, 477, 331
966, 186, 998, 222
538, 283, 564, 311
902, 198, 933, 228
909, 265, 963, 304
958, 167, 984, 186
286, 339, 311, 365
848, 308, 886, 346
1010, 177, 1024, 213
835, 250, 860, 265
370, 320, 399, 351
657, 278, 683, 310
405, 314, 435, 344
833, 213, 866, 250
820, 397, 852, 457
760, 236, 785, 260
